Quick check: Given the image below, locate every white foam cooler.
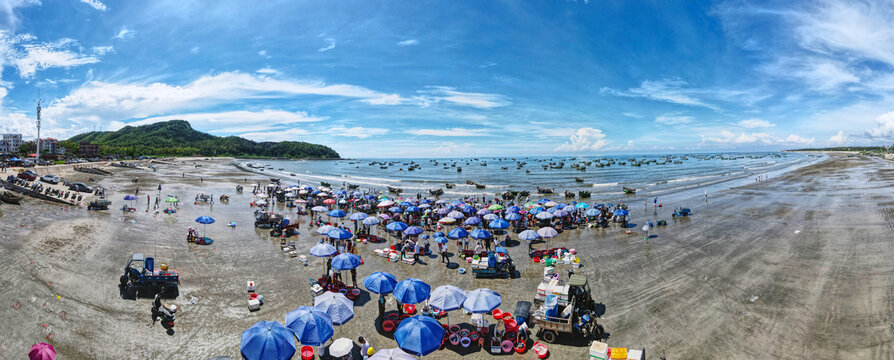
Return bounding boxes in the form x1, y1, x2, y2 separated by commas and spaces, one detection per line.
246, 281, 256, 292
248, 299, 261, 311
589, 341, 608, 360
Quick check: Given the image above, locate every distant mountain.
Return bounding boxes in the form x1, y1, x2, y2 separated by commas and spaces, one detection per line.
66, 120, 340, 159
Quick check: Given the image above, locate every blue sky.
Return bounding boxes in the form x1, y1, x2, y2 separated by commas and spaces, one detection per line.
0, 0, 893, 157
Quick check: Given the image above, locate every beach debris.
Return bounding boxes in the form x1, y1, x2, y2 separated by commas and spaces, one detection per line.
748, 295, 759, 303
12, 301, 20, 310
794, 230, 801, 234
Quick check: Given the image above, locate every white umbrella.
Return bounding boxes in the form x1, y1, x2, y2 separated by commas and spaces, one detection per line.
256, 193, 268, 199
329, 337, 354, 358
369, 348, 416, 360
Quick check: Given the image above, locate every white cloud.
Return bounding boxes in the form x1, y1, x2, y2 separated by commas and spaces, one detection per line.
239, 128, 311, 142
406, 128, 489, 137
129, 109, 323, 131
256, 67, 279, 75
865, 111, 894, 139
701, 130, 813, 145
0, 0, 40, 30
318, 38, 336, 52
601, 79, 721, 111
91, 45, 114, 55
622, 112, 642, 118
258, 50, 270, 58
80, 0, 107, 11
190, 46, 200, 54
397, 39, 419, 46
555, 127, 609, 151
330, 126, 389, 138
737, 119, 774, 128
781, 134, 815, 145
793, 0, 894, 68
113, 26, 134, 40
43, 71, 405, 124
419, 86, 510, 109
654, 114, 693, 125
828, 130, 847, 145
12, 38, 100, 78
761, 57, 859, 91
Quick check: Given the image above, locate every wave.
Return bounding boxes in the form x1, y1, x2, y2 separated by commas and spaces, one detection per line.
592, 182, 619, 187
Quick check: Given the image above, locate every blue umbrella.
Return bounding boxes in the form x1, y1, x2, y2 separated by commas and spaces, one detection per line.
312, 206, 329, 212
429, 285, 466, 312
585, 208, 600, 217
535, 212, 554, 220
489, 219, 510, 229
386, 221, 409, 232
537, 199, 551, 204
240, 321, 296, 360
462, 288, 502, 313
310, 243, 337, 257
434, 236, 448, 244
482, 213, 499, 221
349, 212, 369, 221
518, 230, 540, 241
362, 217, 381, 226
331, 253, 362, 270
398, 201, 412, 207
314, 292, 354, 325
576, 202, 590, 209
507, 206, 521, 213
555, 203, 568, 209
316, 225, 336, 235
463, 216, 482, 226
475, 208, 490, 216
447, 227, 468, 239
613, 209, 629, 216
403, 226, 424, 236
405, 205, 420, 213
553, 210, 570, 217
394, 315, 446, 357
433, 231, 445, 237
447, 211, 465, 219
494, 246, 508, 253
389, 206, 403, 213
327, 228, 354, 240
364, 272, 397, 294
365, 194, 377, 200
195, 216, 215, 238
393, 278, 431, 304
328, 209, 347, 218
462, 204, 476, 213
505, 212, 522, 221
470, 229, 493, 240
123, 194, 138, 201
285, 306, 334, 346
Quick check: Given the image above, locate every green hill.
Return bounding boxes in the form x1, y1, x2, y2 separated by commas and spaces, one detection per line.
66, 120, 340, 159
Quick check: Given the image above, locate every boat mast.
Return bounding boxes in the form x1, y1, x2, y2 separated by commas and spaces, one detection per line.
36, 97, 42, 166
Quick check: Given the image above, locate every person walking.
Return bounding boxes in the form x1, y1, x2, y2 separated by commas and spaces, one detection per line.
350, 268, 358, 287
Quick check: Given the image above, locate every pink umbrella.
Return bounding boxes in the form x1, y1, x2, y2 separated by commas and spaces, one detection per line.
324, 198, 336, 205
29, 343, 56, 360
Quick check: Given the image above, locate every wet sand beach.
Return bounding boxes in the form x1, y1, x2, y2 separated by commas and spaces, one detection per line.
1, 154, 893, 359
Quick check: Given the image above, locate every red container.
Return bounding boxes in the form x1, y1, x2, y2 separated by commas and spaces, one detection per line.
382, 320, 395, 332
249, 293, 258, 300
301, 345, 314, 360
492, 309, 503, 320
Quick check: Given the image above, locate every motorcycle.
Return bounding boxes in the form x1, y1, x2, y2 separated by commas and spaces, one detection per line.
152, 294, 177, 329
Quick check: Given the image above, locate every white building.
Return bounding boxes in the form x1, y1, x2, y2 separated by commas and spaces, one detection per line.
0, 133, 22, 153
40, 138, 65, 155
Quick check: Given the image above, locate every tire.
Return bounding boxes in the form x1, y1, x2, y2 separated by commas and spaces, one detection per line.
541, 330, 557, 343
119, 274, 128, 286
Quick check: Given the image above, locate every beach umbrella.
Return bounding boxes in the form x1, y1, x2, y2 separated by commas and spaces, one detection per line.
389, 206, 403, 213
328, 209, 346, 218
433, 231, 445, 237
429, 285, 466, 312
257, 193, 268, 199
537, 227, 558, 238
362, 217, 381, 226
418, 203, 431, 209
123, 194, 137, 201
488, 204, 504, 211
327, 228, 353, 240
461, 204, 476, 213
256, 199, 268, 206
403, 226, 424, 236
507, 205, 521, 213
405, 205, 420, 213
329, 338, 355, 358
586, 208, 600, 217
392, 278, 431, 304
294, 199, 307, 204
434, 236, 448, 244
316, 225, 336, 235
463, 216, 482, 225
447, 211, 465, 219
310, 243, 337, 257
470, 229, 493, 240
379, 214, 392, 220
398, 201, 412, 207
314, 293, 355, 325
505, 212, 522, 221
475, 208, 490, 216
544, 201, 558, 207
535, 211, 554, 220
312, 206, 329, 212
537, 199, 551, 204
518, 230, 540, 241
378, 200, 395, 208
489, 219, 510, 229
482, 213, 499, 221
447, 227, 468, 239
435, 208, 449, 215
613, 209, 629, 216
240, 321, 296, 360
285, 306, 334, 346
369, 348, 417, 360
323, 198, 337, 205
462, 288, 502, 313
553, 209, 569, 217
386, 221, 408, 232
194, 216, 215, 238
394, 315, 445, 357
576, 202, 590, 209
495, 246, 508, 254
438, 217, 456, 224
349, 212, 369, 221
331, 253, 362, 270
28, 343, 56, 360
364, 272, 397, 294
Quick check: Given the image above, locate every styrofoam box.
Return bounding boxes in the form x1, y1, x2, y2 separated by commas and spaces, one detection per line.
248, 299, 261, 311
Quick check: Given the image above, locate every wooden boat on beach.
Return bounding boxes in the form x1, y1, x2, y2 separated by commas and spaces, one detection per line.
445, 183, 455, 189
537, 187, 553, 194
387, 186, 402, 193
429, 188, 444, 196
623, 187, 636, 195
465, 180, 476, 185
564, 190, 575, 198
320, 182, 331, 187
578, 191, 591, 198
347, 184, 359, 189
475, 184, 486, 189
575, 177, 584, 182
1, 191, 23, 204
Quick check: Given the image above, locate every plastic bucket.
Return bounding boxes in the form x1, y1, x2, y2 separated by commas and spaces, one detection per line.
386, 313, 399, 321
501, 312, 513, 320
492, 309, 503, 319
301, 345, 314, 360
504, 331, 517, 341
459, 329, 470, 338
382, 320, 395, 333
449, 333, 461, 346
249, 293, 258, 301
470, 331, 480, 341
501, 340, 514, 353
449, 324, 461, 334
514, 341, 526, 354
461, 337, 471, 348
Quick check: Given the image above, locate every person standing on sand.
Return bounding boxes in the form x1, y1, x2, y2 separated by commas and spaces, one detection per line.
350, 268, 357, 287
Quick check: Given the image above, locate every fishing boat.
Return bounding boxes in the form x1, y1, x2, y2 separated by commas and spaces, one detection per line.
574, 177, 584, 182
387, 186, 402, 193
475, 184, 486, 189
465, 180, 476, 185
518, 190, 530, 197
536, 187, 553, 194
429, 188, 444, 196
270, 178, 281, 182
564, 190, 575, 198
623, 187, 636, 195
578, 191, 591, 198
445, 183, 455, 189
1, 191, 23, 204
347, 184, 359, 189
320, 182, 331, 187
456, 167, 462, 172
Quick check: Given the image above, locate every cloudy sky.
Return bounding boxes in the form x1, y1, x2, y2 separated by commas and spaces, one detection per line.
0, 0, 893, 157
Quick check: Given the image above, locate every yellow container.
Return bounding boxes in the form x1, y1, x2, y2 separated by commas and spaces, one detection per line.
159, 263, 169, 271
610, 348, 627, 359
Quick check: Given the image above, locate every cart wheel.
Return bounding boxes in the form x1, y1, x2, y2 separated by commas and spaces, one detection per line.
541, 330, 557, 343
594, 324, 605, 340
120, 275, 128, 285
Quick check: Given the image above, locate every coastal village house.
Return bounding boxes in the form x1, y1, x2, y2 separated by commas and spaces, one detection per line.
79, 142, 100, 157
40, 138, 66, 156
0, 133, 22, 154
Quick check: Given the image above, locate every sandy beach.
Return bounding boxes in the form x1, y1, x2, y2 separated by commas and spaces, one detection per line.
2, 154, 893, 359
